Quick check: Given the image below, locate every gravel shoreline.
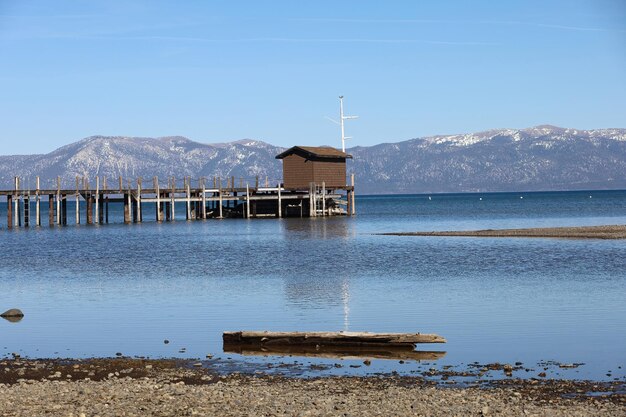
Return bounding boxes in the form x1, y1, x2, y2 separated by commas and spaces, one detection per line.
379, 224, 626, 239
0, 359, 624, 416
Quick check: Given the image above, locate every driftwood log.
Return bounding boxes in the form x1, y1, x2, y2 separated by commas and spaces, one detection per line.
223, 331, 446, 348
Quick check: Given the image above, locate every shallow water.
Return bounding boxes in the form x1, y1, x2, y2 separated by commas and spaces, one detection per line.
1, 190, 625, 380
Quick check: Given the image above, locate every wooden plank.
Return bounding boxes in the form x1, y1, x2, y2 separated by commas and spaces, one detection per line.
224, 344, 446, 361
223, 331, 446, 347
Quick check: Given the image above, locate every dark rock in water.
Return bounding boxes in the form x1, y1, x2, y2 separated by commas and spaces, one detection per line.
1, 309, 24, 318
1, 309, 24, 322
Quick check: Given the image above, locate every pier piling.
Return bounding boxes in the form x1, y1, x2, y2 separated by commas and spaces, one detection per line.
95, 176, 100, 224
7, 195, 12, 229
35, 177, 41, 227
48, 195, 54, 227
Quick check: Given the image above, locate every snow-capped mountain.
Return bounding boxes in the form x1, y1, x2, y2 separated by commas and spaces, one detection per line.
349, 125, 626, 193
1, 125, 625, 193
0, 136, 286, 190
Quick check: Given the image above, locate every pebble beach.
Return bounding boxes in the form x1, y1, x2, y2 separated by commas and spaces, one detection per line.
0, 359, 624, 416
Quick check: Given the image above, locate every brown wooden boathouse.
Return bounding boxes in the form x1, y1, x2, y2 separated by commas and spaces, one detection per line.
276, 146, 352, 190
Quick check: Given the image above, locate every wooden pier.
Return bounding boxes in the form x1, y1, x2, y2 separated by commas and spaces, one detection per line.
0, 175, 356, 229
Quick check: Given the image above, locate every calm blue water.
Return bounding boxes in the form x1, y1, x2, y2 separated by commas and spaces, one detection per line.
1, 190, 625, 380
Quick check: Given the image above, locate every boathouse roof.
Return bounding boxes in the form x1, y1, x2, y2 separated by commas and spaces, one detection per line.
275, 146, 352, 160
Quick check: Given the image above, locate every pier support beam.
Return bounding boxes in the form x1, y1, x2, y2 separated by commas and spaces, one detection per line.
99, 193, 104, 223
350, 173, 356, 216
185, 178, 191, 220
7, 195, 12, 229
124, 192, 131, 224
61, 195, 67, 226
309, 182, 316, 217
24, 194, 30, 227
56, 177, 61, 226
170, 178, 176, 221
35, 177, 41, 227
218, 177, 223, 219
277, 184, 282, 218
131, 198, 137, 223
155, 177, 162, 222
201, 178, 207, 219
246, 185, 250, 218
14, 177, 20, 227
322, 182, 326, 217
75, 177, 81, 225
95, 176, 100, 224
86, 194, 93, 224
136, 178, 142, 223
48, 195, 54, 227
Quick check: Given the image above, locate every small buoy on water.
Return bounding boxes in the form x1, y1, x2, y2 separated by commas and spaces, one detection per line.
520, 196, 523, 199
479, 197, 482, 201
589, 196, 592, 198
428, 196, 432, 201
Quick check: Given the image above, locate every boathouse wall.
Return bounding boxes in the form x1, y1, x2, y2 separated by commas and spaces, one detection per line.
277, 146, 351, 190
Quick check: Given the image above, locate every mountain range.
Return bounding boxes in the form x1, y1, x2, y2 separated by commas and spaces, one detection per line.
1, 125, 625, 194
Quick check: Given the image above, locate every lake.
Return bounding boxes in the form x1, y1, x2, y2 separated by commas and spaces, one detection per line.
1, 190, 625, 380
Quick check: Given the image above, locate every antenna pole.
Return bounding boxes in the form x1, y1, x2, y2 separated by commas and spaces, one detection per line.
338, 96, 358, 152
340, 96, 346, 152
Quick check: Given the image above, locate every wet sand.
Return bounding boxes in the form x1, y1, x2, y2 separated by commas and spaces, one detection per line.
0, 359, 624, 416
379, 225, 626, 239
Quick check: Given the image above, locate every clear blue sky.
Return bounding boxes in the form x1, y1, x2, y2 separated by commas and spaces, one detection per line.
1, 0, 625, 155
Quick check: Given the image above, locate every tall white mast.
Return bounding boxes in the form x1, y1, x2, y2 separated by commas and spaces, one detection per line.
339, 96, 358, 152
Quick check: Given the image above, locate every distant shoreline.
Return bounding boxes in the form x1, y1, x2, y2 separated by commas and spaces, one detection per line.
379, 225, 626, 239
